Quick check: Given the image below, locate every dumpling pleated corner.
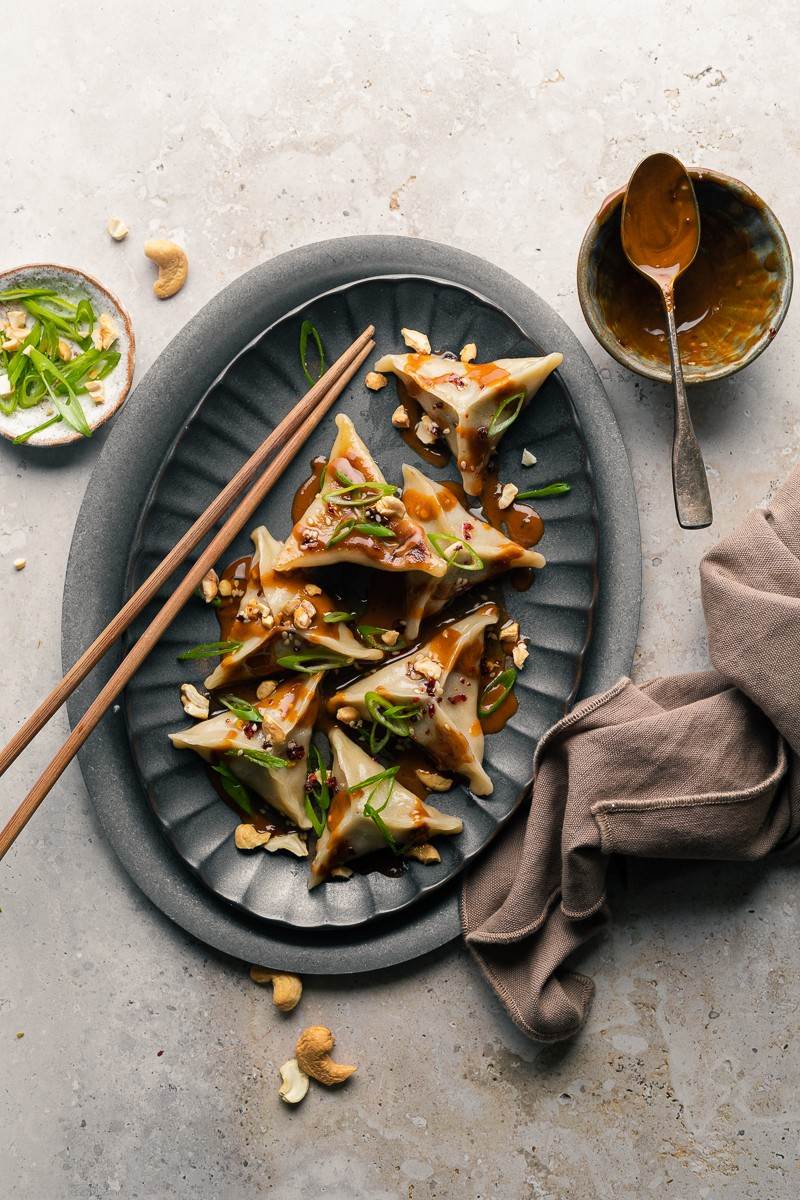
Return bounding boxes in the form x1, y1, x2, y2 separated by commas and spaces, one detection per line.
309, 726, 463, 887
204, 524, 380, 690
330, 604, 498, 796
401, 463, 545, 637
169, 673, 322, 830
274, 413, 446, 576
375, 351, 563, 495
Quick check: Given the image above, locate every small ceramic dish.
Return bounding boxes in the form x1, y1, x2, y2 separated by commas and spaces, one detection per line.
577, 168, 793, 384
0, 263, 135, 446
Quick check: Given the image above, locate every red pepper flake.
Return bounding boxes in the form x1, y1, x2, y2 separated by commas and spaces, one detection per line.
462, 522, 474, 541
449, 693, 468, 704
243, 721, 259, 739
426, 702, 436, 716
157, 1049, 164, 1057
424, 678, 437, 696
286, 740, 305, 762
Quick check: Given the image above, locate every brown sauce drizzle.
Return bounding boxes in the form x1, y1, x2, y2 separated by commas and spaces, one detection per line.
479, 472, 544, 549
394, 382, 450, 468
292, 455, 327, 523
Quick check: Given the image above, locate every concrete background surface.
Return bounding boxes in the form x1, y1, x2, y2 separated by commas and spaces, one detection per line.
2, 2, 800, 1197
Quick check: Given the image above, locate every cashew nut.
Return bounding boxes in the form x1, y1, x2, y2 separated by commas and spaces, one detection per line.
107, 216, 129, 241
144, 238, 189, 299
180, 682, 209, 720
404, 842, 441, 864
459, 342, 477, 363
400, 328, 431, 354
249, 967, 303, 1012
278, 1058, 309, 1105
295, 1026, 356, 1086
264, 832, 308, 858
415, 768, 453, 792
234, 823, 271, 850
365, 371, 388, 391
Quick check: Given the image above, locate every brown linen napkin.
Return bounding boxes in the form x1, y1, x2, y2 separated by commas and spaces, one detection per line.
462, 463, 800, 1042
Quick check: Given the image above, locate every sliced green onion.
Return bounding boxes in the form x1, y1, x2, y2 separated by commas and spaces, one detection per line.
226, 747, 290, 769
516, 481, 572, 499
327, 518, 356, 547
211, 760, 256, 815
304, 745, 331, 836
74, 298, 96, 335
365, 692, 421, 738
12, 414, 62, 444
328, 517, 395, 545
488, 390, 525, 437
323, 610, 356, 624
0, 392, 17, 417
26, 346, 91, 437
333, 467, 354, 486
356, 624, 407, 651
428, 532, 484, 572
299, 320, 326, 386
321, 481, 397, 507
218, 694, 264, 723
349, 766, 401, 853
276, 649, 352, 674
177, 639, 243, 661
478, 668, 517, 718
0, 287, 59, 302
18, 372, 47, 408
22, 299, 83, 341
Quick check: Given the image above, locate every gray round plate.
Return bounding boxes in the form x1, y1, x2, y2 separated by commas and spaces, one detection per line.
62, 236, 641, 972
123, 274, 598, 929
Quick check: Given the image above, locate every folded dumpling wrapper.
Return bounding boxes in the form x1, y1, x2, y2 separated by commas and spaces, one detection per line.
309, 726, 463, 886
401, 463, 545, 637
169, 674, 321, 830
330, 603, 498, 795
204, 525, 380, 690
375, 351, 563, 495
275, 413, 445, 576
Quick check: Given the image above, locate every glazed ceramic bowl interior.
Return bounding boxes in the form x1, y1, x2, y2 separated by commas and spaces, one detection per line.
577, 168, 792, 384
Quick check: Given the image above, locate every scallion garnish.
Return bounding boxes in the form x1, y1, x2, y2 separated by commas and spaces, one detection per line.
356, 624, 407, 651
328, 517, 397, 546
323, 610, 356, 624
226, 747, 290, 769
487, 390, 525, 437
211, 760, 256, 815
365, 692, 421, 754
321, 481, 397, 507
428, 532, 484, 572
177, 639, 243, 661
349, 766, 401, 853
218, 694, 264, 723
305, 745, 331, 836
275, 649, 353, 674
12, 414, 62, 444
299, 320, 326, 386
478, 668, 517, 718
516, 482, 572, 499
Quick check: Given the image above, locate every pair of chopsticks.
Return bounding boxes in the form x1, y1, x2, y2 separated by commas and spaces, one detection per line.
0, 324, 376, 859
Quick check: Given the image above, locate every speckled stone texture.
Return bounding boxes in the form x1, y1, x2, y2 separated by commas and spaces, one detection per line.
2, 3, 799, 1197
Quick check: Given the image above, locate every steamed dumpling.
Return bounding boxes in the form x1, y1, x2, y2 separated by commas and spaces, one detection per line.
169, 674, 321, 829
375, 351, 563, 495
401, 463, 546, 637
274, 413, 445, 576
204, 524, 381, 690
330, 604, 498, 795
308, 727, 463, 886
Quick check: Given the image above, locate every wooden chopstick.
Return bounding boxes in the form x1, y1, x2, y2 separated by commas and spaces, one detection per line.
0, 325, 374, 782
0, 333, 375, 859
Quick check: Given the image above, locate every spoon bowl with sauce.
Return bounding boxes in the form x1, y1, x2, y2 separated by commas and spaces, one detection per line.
621, 153, 711, 528
578, 166, 792, 385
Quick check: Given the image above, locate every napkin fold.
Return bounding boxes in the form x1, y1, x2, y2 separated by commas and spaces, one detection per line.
462, 463, 800, 1042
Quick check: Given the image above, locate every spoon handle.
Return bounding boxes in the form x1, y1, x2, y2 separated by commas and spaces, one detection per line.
663, 296, 713, 529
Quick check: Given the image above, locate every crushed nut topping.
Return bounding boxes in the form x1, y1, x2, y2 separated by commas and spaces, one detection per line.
380, 629, 400, 646
180, 682, 209, 719
292, 598, 317, 630
200, 568, 219, 603
303, 584, 322, 596
365, 371, 388, 391
57, 338, 73, 362
512, 640, 529, 669
218, 578, 233, 597
375, 494, 405, 519
499, 619, 520, 646
391, 404, 411, 429
415, 413, 440, 446
415, 768, 453, 792
521, 448, 537, 467
256, 680, 277, 700
498, 482, 519, 510
409, 655, 442, 683
336, 705, 360, 725
93, 312, 119, 352
459, 342, 477, 363
235, 823, 272, 850
404, 842, 441, 864
85, 379, 105, 405
107, 216, 129, 241
400, 328, 431, 354
13, 557, 26, 572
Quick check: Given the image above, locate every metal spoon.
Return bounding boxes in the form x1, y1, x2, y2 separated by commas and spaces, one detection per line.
621, 152, 712, 529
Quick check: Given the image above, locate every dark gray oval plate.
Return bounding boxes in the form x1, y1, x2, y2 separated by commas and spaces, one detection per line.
63, 236, 641, 971
123, 274, 598, 930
